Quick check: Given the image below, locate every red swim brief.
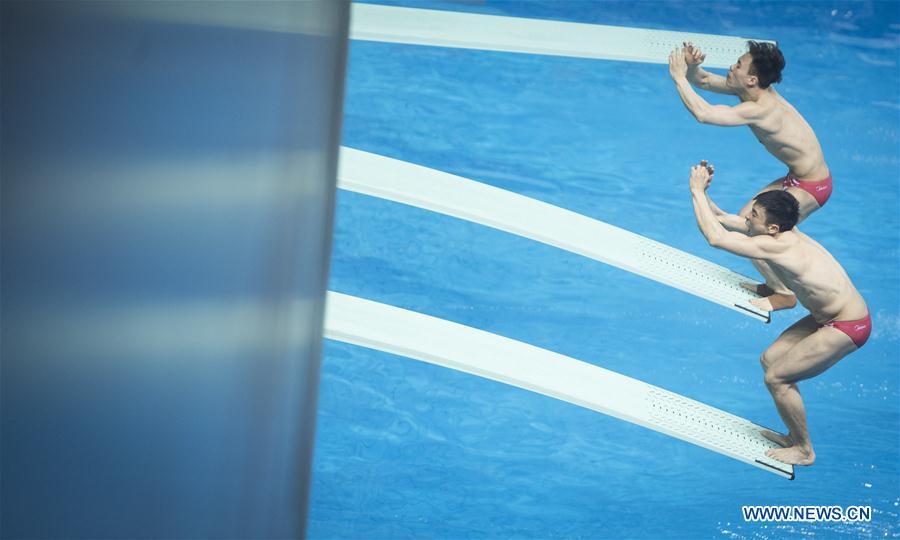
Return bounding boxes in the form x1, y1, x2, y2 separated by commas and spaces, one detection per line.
781, 173, 833, 207
822, 312, 872, 348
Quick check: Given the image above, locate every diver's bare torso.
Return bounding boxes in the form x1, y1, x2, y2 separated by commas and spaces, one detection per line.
761, 229, 867, 322
742, 89, 829, 181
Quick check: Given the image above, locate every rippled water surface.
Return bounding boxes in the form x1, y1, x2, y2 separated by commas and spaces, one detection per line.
311, 1, 899, 538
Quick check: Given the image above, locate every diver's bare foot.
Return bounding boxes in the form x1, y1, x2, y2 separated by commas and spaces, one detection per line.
750, 293, 797, 312
761, 429, 792, 448
741, 282, 775, 296
766, 445, 815, 466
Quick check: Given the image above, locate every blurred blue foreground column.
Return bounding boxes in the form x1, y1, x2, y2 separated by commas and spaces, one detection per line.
1, 1, 348, 537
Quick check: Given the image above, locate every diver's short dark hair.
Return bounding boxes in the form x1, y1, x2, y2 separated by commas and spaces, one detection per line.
747, 41, 784, 88
753, 190, 799, 232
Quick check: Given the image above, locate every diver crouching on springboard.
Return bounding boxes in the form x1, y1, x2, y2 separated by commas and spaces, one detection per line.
669, 41, 832, 314
688, 161, 870, 466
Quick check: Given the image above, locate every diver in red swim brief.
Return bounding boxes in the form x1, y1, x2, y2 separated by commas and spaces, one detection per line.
823, 312, 872, 349
691, 165, 870, 467
782, 173, 833, 208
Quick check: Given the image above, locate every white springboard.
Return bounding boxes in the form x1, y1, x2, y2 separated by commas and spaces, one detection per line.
350, 3, 775, 68
324, 292, 794, 479
337, 148, 771, 323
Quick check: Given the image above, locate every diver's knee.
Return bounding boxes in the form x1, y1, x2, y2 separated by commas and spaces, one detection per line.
764, 370, 788, 391
759, 351, 773, 371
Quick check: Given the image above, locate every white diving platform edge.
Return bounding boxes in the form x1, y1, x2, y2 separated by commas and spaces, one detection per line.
324, 292, 794, 480
338, 148, 771, 323
350, 3, 776, 68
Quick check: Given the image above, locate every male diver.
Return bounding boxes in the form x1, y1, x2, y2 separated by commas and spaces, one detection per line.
669, 41, 832, 313
689, 161, 869, 466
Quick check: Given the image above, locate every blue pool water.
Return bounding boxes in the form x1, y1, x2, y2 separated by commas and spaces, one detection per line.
311, 1, 899, 537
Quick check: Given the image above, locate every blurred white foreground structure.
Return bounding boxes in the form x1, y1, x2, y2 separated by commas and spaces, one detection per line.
1, 1, 348, 537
